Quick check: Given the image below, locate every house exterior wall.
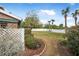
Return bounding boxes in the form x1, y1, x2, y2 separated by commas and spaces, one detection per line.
0, 23, 18, 28
0, 13, 19, 28
7, 23, 18, 28
0, 13, 12, 19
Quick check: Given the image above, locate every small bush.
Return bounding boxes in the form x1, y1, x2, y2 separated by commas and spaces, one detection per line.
25, 35, 41, 49
66, 29, 79, 55
25, 28, 41, 49
25, 28, 31, 35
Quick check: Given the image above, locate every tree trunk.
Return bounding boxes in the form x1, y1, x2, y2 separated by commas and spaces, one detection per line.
75, 17, 77, 28
48, 22, 51, 32
64, 15, 67, 33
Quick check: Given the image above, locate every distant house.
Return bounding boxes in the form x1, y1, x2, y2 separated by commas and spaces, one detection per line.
0, 6, 21, 28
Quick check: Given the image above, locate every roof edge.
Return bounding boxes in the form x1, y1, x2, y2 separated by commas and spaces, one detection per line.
0, 9, 22, 20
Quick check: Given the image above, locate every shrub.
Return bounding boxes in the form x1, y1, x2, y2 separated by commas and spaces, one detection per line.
25, 35, 41, 49
25, 28, 31, 35
66, 29, 79, 55
25, 28, 41, 49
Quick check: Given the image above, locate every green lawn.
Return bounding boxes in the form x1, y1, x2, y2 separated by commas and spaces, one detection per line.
32, 31, 69, 55
32, 31, 65, 41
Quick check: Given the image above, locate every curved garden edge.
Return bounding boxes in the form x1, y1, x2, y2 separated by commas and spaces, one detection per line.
33, 38, 47, 56
17, 38, 47, 56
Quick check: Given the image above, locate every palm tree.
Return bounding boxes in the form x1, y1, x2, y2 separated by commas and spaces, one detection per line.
72, 10, 78, 28
51, 19, 55, 25
48, 21, 51, 31
62, 7, 70, 33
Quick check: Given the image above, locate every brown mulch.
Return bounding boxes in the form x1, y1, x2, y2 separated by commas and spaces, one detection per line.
18, 39, 45, 56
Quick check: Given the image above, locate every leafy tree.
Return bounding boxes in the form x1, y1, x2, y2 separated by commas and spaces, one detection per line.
53, 25, 58, 29
21, 10, 43, 28
44, 24, 64, 29
44, 24, 49, 28
59, 24, 64, 29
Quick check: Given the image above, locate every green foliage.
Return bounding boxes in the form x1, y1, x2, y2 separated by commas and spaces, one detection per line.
25, 35, 40, 49
62, 7, 70, 16
59, 24, 64, 29
66, 29, 79, 55
52, 25, 59, 29
25, 28, 41, 49
25, 28, 31, 35
21, 10, 43, 28
44, 24, 64, 29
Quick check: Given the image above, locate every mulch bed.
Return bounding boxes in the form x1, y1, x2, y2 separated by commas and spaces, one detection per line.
18, 39, 45, 56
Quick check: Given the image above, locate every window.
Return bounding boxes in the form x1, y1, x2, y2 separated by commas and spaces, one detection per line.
0, 22, 7, 28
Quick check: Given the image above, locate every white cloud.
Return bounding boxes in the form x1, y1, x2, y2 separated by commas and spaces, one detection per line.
40, 10, 56, 16
40, 19, 48, 24
70, 3, 75, 6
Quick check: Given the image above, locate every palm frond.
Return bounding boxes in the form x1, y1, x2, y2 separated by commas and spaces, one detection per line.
65, 7, 70, 13
66, 7, 70, 12
75, 10, 78, 14
72, 13, 75, 17
62, 9, 65, 15
51, 19, 55, 22
62, 7, 70, 15
76, 9, 79, 14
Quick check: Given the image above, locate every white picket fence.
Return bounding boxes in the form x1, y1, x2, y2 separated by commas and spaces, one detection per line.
0, 28, 24, 56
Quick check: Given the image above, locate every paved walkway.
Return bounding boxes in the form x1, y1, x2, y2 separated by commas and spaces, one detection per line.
34, 35, 71, 56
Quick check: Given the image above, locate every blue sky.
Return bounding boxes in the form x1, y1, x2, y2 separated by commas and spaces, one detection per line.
0, 3, 79, 27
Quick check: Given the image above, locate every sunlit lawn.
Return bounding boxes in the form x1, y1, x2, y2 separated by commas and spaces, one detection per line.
32, 31, 65, 41
32, 31, 68, 55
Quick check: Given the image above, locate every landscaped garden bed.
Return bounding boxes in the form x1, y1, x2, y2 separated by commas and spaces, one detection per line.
24, 39, 45, 56
18, 28, 46, 56
18, 38, 45, 56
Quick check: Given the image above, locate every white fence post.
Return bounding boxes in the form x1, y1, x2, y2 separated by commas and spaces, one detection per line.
20, 28, 25, 51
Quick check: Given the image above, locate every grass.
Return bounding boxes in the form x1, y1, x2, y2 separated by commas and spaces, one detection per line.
32, 31, 65, 41
32, 31, 70, 55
